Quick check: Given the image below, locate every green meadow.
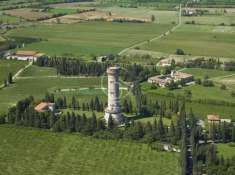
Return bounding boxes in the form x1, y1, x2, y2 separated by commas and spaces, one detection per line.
6, 22, 173, 58
217, 143, 235, 159
0, 15, 20, 23
0, 65, 104, 114
48, 8, 79, 14
98, 6, 178, 24
182, 68, 235, 80
0, 125, 180, 175
0, 59, 27, 83
142, 24, 235, 58
142, 68, 235, 119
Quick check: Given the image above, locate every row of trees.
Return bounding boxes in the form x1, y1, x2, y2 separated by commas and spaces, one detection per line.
35, 56, 109, 76
1, 95, 189, 145
35, 57, 159, 82
183, 57, 235, 71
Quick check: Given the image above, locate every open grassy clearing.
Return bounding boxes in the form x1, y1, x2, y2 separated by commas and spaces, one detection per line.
143, 67, 235, 104
182, 14, 235, 26
182, 68, 235, 89
0, 14, 21, 23
6, 22, 173, 58
19, 65, 57, 77
141, 24, 235, 58
0, 125, 180, 175
0, 75, 104, 114
143, 82, 235, 103
217, 143, 235, 159
98, 6, 178, 24
4, 8, 53, 21
48, 8, 78, 14
0, 59, 27, 83
146, 92, 235, 120
124, 49, 235, 64
182, 68, 235, 79
215, 75, 235, 89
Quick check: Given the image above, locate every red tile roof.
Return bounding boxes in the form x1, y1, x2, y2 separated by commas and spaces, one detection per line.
207, 114, 220, 121
34, 102, 54, 112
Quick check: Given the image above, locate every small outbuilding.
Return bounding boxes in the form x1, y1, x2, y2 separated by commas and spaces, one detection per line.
34, 102, 55, 113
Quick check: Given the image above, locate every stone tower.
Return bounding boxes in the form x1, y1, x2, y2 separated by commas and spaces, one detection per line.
104, 66, 123, 123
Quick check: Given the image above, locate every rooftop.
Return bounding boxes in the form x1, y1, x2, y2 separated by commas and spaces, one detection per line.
207, 114, 221, 121
34, 102, 55, 113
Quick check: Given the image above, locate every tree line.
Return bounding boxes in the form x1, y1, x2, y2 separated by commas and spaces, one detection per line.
0, 95, 189, 146
35, 57, 159, 82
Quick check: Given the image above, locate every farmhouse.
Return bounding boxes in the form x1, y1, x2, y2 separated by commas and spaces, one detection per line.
148, 71, 193, 87
34, 102, 55, 113
7, 51, 45, 61
207, 114, 232, 123
207, 114, 221, 123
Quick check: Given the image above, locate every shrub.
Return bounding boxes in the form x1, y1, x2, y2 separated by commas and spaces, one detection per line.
176, 49, 185, 55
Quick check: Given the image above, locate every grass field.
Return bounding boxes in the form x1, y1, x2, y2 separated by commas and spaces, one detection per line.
0, 59, 27, 83
0, 125, 180, 175
6, 22, 173, 57
182, 68, 235, 80
19, 65, 57, 77
98, 6, 178, 24
4, 8, 53, 21
0, 75, 104, 114
0, 15, 20, 23
217, 143, 235, 159
143, 82, 235, 104
48, 8, 79, 14
141, 24, 235, 58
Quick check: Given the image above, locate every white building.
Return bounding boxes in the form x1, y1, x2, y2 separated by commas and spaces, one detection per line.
7, 51, 45, 61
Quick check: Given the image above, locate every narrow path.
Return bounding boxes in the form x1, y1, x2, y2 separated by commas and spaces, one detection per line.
118, 4, 182, 55
12, 61, 33, 81
0, 61, 32, 89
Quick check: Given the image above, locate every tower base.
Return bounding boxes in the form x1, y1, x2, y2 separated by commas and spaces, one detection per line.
104, 111, 123, 124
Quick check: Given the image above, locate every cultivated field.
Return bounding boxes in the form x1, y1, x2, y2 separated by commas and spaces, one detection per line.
6, 22, 173, 57
0, 15, 21, 23
141, 24, 235, 58
4, 8, 53, 21
0, 125, 180, 175
98, 6, 178, 24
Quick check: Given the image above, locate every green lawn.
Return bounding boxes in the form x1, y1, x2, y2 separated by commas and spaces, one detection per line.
19, 65, 57, 77
0, 75, 104, 114
217, 143, 235, 159
0, 125, 180, 175
143, 82, 235, 104
98, 6, 178, 24
182, 14, 235, 26
0, 59, 28, 83
6, 22, 173, 58
143, 85, 235, 120
182, 68, 235, 80
48, 8, 79, 14
142, 25, 235, 58
0, 15, 20, 23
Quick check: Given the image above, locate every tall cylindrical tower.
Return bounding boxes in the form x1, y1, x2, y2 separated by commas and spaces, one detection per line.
104, 66, 123, 123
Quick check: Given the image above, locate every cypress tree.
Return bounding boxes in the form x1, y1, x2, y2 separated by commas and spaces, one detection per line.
108, 115, 114, 130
